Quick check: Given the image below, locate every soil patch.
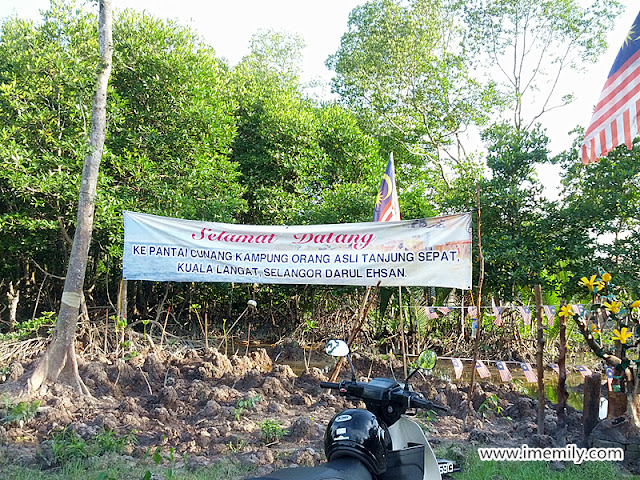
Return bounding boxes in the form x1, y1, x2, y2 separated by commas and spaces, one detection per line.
0, 347, 626, 476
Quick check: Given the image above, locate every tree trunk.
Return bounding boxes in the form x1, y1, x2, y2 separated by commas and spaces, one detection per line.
7, 281, 19, 330
27, 0, 113, 396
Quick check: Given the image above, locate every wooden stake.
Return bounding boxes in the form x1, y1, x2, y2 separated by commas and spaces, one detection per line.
204, 312, 209, 350
535, 284, 545, 435
584, 373, 601, 437
557, 304, 568, 447
246, 323, 251, 357
460, 291, 465, 338
104, 308, 109, 354
160, 306, 170, 349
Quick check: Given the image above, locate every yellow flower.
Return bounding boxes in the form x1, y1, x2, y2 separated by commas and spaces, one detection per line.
558, 305, 573, 318
602, 272, 612, 283
603, 300, 622, 314
612, 327, 633, 344
631, 300, 640, 309
590, 324, 600, 335
579, 275, 604, 292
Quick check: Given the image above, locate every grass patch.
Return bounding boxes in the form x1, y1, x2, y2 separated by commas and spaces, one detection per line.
452, 450, 635, 480
0, 454, 256, 480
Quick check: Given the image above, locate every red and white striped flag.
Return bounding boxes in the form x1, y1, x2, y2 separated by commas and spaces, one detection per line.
543, 305, 556, 327
520, 362, 537, 383
438, 306, 451, 315
492, 296, 502, 326
518, 306, 531, 326
373, 153, 401, 222
582, 10, 640, 163
576, 365, 593, 378
475, 360, 491, 379
451, 358, 464, 379
495, 361, 512, 382
468, 306, 477, 318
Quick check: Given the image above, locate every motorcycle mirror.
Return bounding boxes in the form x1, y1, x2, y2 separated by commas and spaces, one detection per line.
325, 339, 350, 357
404, 349, 437, 386
416, 350, 437, 370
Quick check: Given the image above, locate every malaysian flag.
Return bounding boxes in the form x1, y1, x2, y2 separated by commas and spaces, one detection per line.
451, 358, 464, 379
438, 306, 452, 315
521, 362, 537, 383
495, 361, 512, 382
606, 366, 614, 391
468, 306, 477, 318
582, 10, 640, 163
492, 296, 502, 326
543, 305, 556, 327
519, 306, 531, 326
576, 365, 593, 378
476, 360, 491, 379
425, 307, 438, 320
571, 304, 586, 317
373, 153, 401, 222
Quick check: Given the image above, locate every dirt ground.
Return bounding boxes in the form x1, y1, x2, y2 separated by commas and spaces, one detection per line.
0, 344, 623, 477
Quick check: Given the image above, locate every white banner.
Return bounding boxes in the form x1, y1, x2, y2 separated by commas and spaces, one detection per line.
122, 211, 472, 288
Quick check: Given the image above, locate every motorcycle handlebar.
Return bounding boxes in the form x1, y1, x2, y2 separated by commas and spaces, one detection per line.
408, 393, 449, 413
320, 381, 341, 390
318, 379, 450, 414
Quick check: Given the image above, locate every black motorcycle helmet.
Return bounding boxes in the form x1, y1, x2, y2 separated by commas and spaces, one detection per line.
324, 408, 392, 475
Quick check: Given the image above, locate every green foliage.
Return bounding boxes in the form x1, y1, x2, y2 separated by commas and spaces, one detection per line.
328, 0, 495, 151
557, 141, 640, 296
260, 418, 285, 444
0, 311, 56, 340
47, 426, 137, 466
1, 454, 255, 479
233, 394, 263, 420
0, 0, 628, 348
456, 449, 633, 480
144, 446, 179, 480
0, 398, 40, 426
94, 428, 138, 455
477, 394, 503, 419
462, 0, 622, 130
230, 46, 382, 226
48, 427, 90, 464
417, 409, 438, 422
0, 0, 244, 324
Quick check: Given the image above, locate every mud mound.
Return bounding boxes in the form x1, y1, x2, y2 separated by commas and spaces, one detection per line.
0, 347, 593, 475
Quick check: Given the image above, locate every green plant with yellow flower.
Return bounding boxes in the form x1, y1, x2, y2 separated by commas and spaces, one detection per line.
562, 270, 640, 422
